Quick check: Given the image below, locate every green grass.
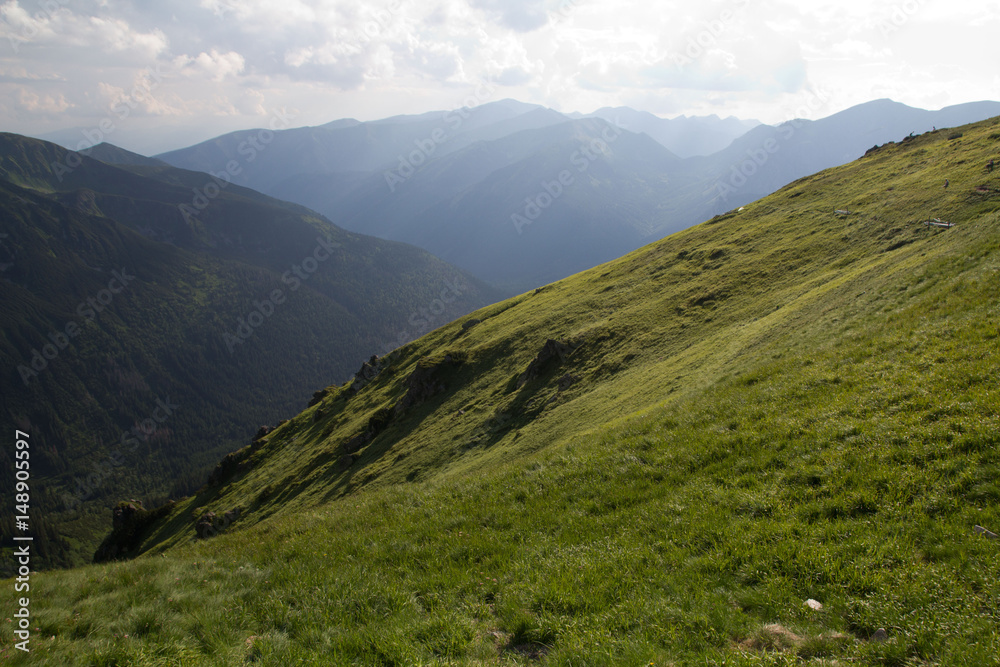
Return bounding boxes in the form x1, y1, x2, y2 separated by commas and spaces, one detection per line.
5, 117, 1000, 664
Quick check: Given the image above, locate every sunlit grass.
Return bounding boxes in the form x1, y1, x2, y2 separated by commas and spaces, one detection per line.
7, 117, 1000, 665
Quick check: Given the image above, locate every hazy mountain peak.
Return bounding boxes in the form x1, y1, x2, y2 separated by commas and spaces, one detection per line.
84, 142, 168, 167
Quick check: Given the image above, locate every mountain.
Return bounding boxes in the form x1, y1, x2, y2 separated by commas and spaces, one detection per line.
694, 99, 1000, 219
155, 99, 1000, 295
0, 133, 501, 569
20, 114, 1000, 665
573, 106, 760, 157
155, 99, 560, 196
327, 117, 679, 290
83, 142, 169, 167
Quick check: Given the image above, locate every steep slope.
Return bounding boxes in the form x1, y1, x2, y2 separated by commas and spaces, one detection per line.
130, 114, 1000, 549
14, 112, 1000, 665
155, 99, 1000, 296
0, 133, 500, 570
14, 114, 1000, 666
692, 99, 1000, 220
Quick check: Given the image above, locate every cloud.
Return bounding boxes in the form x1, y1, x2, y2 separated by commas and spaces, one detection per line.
496, 66, 533, 86
468, 0, 549, 32
17, 88, 70, 114
0, 0, 996, 151
174, 49, 245, 82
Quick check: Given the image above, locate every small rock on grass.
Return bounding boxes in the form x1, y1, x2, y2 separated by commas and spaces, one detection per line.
974, 525, 998, 539
805, 598, 823, 610
872, 628, 888, 642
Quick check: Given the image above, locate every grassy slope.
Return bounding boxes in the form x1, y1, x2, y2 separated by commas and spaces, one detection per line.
0, 133, 501, 570
5, 119, 1000, 665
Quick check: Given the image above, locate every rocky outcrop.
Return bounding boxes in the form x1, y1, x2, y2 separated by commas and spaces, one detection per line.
308, 387, 331, 407
196, 507, 242, 539
93, 499, 173, 563
208, 425, 275, 487
207, 444, 256, 486
343, 431, 372, 454
349, 355, 386, 394
339, 353, 466, 458
517, 339, 575, 388
395, 353, 465, 414
111, 499, 145, 532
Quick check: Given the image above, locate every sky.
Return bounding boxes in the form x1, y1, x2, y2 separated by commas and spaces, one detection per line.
1, 0, 998, 155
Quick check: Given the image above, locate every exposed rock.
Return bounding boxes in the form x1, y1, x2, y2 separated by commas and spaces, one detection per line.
207, 445, 253, 486
94, 500, 172, 563
394, 354, 464, 415
872, 628, 888, 642
368, 407, 393, 434
196, 512, 217, 538
974, 524, 999, 539
196, 507, 241, 539
112, 500, 145, 532
342, 431, 372, 454
308, 387, 331, 407
805, 598, 823, 611
338, 353, 464, 457
557, 373, 580, 391
517, 339, 574, 388
349, 355, 385, 394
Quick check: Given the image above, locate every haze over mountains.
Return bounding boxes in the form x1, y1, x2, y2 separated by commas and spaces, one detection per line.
7, 96, 1000, 569
0, 133, 499, 568
30, 113, 1000, 664
154, 99, 1000, 292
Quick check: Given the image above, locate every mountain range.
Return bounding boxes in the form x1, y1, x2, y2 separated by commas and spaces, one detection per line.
0, 132, 500, 568
17, 112, 1000, 665
154, 99, 1000, 291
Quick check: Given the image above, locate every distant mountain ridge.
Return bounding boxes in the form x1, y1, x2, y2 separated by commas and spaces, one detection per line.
153, 98, 1000, 291
569, 106, 761, 157
56, 116, 1000, 667
0, 132, 500, 570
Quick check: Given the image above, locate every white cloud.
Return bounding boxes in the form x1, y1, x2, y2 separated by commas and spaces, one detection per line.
0, 0, 994, 152
17, 88, 70, 113
174, 48, 245, 82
